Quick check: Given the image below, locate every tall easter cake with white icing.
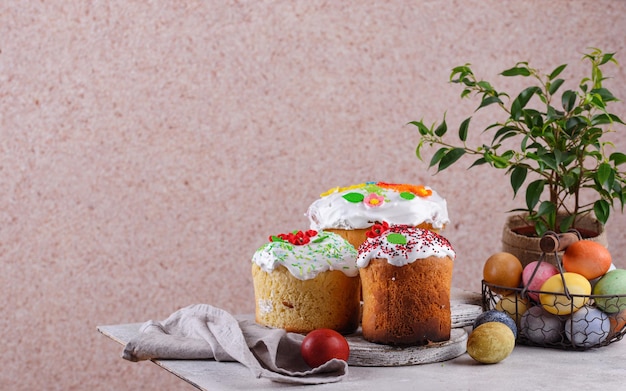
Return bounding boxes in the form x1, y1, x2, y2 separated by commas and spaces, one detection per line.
358, 224, 456, 345
251, 229, 361, 334
305, 182, 449, 249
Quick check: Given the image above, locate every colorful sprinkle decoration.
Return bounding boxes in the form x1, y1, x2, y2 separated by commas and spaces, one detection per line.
324, 182, 433, 203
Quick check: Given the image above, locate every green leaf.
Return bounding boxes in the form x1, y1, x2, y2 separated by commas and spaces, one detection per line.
539, 153, 558, 171
561, 169, 580, 192
548, 78, 565, 95
493, 126, 518, 143
534, 219, 549, 236
591, 113, 626, 125
564, 116, 586, 138
609, 152, 626, 166
561, 90, 577, 112
477, 95, 503, 110
559, 214, 576, 233
599, 52, 616, 65
513, 86, 541, 111
429, 147, 448, 168
438, 148, 466, 171
468, 157, 488, 168
536, 201, 556, 218
415, 142, 423, 161
387, 233, 407, 245
501, 66, 531, 77
510, 166, 527, 197
590, 87, 617, 102
342, 192, 365, 203
477, 81, 495, 91
597, 162, 614, 190
594, 199, 610, 225
526, 179, 545, 211
459, 117, 471, 142
408, 120, 431, 136
548, 64, 567, 80
434, 117, 448, 137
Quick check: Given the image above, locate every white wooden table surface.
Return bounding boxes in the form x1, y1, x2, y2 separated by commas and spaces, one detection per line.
98, 290, 626, 390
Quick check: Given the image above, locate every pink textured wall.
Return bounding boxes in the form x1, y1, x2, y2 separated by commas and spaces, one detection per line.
2, 1, 625, 389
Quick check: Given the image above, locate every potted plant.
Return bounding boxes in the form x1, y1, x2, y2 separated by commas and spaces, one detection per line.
410, 48, 626, 265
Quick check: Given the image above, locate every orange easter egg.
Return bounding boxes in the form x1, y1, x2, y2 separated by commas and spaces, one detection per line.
483, 252, 523, 294
562, 240, 612, 280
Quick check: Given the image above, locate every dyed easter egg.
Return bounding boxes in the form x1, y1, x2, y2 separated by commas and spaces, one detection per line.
539, 273, 591, 315
592, 269, 626, 313
495, 293, 529, 326
467, 322, 515, 364
565, 306, 610, 348
520, 306, 563, 344
473, 310, 518, 338
522, 261, 559, 301
607, 309, 626, 339
483, 252, 523, 295
562, 240, 612, 280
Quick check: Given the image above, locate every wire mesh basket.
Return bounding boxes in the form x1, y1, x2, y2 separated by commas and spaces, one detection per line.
481, 230, 626, 350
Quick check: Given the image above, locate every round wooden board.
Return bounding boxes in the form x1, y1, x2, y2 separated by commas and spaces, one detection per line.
345, 328, 467, 367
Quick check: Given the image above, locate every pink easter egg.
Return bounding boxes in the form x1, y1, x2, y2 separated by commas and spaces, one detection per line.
522, 261, 559, 301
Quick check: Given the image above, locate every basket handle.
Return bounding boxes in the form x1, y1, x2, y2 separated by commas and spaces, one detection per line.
539, 231, 580, 253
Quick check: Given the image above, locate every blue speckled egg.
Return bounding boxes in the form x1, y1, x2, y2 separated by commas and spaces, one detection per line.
474, 310, 518, 339
565, 306, 610, 348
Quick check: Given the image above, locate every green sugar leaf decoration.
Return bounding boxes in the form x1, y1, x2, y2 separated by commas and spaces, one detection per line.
312, 234, 328, 243
270, 235, 285, 243
400, 192, 416, 200
342, 192, 365, 203
387, 233, 407, 245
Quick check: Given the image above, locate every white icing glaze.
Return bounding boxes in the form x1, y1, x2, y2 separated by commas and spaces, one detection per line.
306, 182, 450, 230
357, 226, 456, 268
252, 230, 359, 280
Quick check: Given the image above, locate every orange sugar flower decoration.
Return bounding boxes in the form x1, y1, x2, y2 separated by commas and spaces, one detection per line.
377, 182, 432, 197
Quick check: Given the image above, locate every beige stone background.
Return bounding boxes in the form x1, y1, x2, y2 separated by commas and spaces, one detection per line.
1, 1, 625, 389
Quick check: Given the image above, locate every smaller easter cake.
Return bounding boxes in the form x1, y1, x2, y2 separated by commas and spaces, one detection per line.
358, 224, 455, 345
251, 230, 360, 334
305, 182, 449, 249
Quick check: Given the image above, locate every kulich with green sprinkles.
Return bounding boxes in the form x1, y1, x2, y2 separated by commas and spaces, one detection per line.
251, 230, 361, 334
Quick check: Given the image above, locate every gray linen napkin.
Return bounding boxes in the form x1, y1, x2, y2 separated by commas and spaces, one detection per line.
122, 303, 348, 384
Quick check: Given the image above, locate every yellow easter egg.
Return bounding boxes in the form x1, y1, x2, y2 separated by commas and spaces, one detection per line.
467, 322, 515, 364
539, 272, 590, 315
495, 293, 529, 326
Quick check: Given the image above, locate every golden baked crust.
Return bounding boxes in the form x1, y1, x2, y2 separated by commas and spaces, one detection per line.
252, 264, 361, 334
360, 256, 453, 345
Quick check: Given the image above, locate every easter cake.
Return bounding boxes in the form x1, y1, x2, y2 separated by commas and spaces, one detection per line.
305, 182, 449, 249
251, 229, 361, 334
357, 224, 456, 345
